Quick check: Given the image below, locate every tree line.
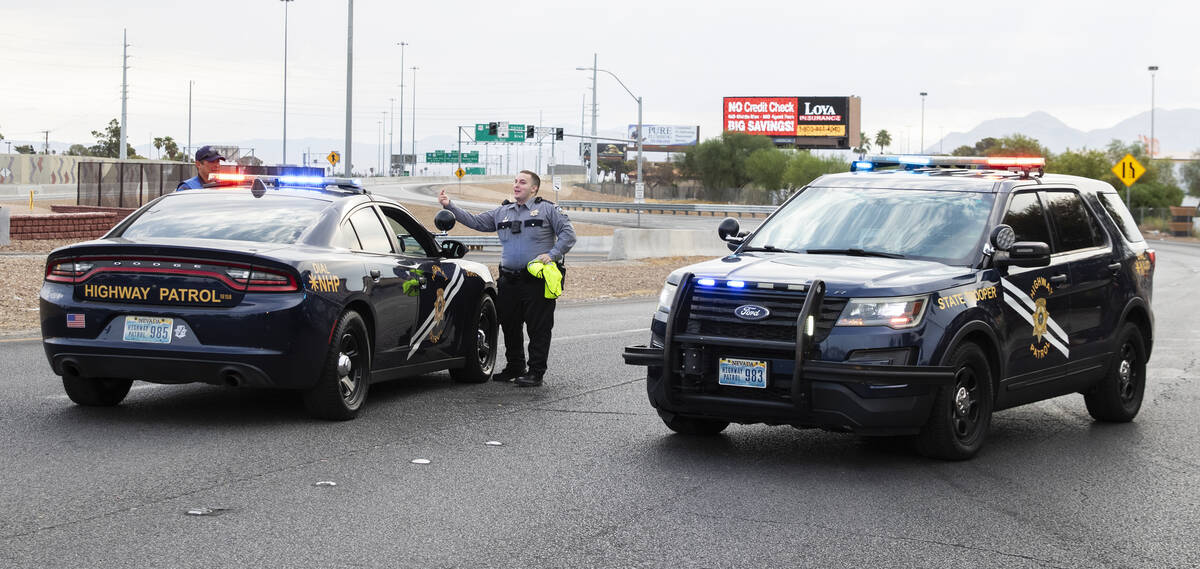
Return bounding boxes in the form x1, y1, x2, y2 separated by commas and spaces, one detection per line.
3, 118, 187, 161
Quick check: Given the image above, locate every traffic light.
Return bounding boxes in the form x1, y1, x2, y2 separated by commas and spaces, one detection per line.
488, 122, 498, 135
555, 128, 564, 140
526, 125, 535, 139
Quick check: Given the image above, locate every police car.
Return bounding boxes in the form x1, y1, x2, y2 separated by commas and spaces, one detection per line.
623, 155, 1155, 459
40, 174, 499, 420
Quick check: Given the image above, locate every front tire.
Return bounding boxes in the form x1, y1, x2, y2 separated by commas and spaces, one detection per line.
304, 311, 370, 421
659, 411, 729, 435
916, 343, 994, 460
62, 376, 132, 407
1084, 323, 1146, 422
450, 295, 498, 383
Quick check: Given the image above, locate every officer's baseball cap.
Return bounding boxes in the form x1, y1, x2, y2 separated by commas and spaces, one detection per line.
194, 145, 225, 162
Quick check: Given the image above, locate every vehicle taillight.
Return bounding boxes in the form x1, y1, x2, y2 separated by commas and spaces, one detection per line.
45, 260, 94, 283
224, 267, 297, 292
1146, 249, 1156, 269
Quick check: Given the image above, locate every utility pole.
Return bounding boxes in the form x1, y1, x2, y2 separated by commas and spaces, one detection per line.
187, 80, 193, 160
120, 28, 129, 160
343, 0, 353, 177
1149, 65, 1159, 160
396, 41, 407, 175
389, 97, 395, 175
580, 94, 585, 167
41, 130, 50, 154
589, 53, 597, 185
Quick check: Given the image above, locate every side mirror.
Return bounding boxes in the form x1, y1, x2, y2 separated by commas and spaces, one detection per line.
990, 224, 1016, 251
434, 210, 457, 233
718, 217, 741, 242
439, 239, 467, 259
995, 241, 1051, 268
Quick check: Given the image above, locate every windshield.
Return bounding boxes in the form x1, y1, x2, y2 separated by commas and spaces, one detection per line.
118, 192, 329, 244
746, 186, 995, 265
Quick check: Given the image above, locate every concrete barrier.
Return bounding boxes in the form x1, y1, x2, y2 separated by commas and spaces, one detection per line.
608, 229, 729, 260
0, 207, 9, 246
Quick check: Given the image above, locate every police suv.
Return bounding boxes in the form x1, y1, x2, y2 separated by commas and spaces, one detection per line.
623, 156, 1154, 460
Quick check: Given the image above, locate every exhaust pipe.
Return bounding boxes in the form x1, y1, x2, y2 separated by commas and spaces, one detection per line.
60, 360, 82, 378
220, 368, 244, 387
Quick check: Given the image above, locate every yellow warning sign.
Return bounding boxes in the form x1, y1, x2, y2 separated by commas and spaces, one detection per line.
1111, 154, 1145, 187
327, 151, 341, 168
455, 168, 465, 179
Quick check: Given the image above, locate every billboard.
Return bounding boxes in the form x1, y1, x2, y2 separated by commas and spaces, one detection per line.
627, 124, 700, 152
598, 143, 627, 160
723, 96, 860, 149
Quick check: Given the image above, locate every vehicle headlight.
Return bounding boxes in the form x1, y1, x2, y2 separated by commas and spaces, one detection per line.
657, 282, 678, 314
836, 294, 929, 329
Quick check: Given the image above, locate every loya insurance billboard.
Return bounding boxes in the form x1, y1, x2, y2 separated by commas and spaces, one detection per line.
723, 96, 860, 148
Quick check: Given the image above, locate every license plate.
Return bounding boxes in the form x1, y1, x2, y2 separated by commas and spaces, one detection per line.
123, 316, 174, 344
718, 358, 769, 388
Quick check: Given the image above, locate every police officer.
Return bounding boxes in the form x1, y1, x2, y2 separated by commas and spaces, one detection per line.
177, 145, 225, 190
438, 170, 576, 387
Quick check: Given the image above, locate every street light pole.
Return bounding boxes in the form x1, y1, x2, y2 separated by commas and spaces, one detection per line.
388, 97, 395, 175
187, 80, 193, 160
576, 65, 643, 197
396, 41, 407, 175
281, 0, 293, 166
1148, 65, 1158, 160
589, 54, 597, 184
343, 0, 353, 177
919, 91, 927, 153
410, 66, 418, 177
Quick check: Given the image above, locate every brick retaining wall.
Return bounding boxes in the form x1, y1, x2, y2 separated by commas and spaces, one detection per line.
9, 212, 119, 240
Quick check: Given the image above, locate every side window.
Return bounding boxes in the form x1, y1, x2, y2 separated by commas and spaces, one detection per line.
346, 207, 394, 254
1044, 191, 1106, 251
1098, 192, 1145, 243
1002, 192, 1052, 245
335, 221, 361, 250
378, 205, 436, 256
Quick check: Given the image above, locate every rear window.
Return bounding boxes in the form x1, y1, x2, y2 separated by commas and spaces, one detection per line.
1097, 192, 1145, 243
118, 193, 329, 244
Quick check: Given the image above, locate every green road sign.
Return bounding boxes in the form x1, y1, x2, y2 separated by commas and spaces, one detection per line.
424, 150, 480, 163
474, 123, 526, 142
465, 167, 486, 175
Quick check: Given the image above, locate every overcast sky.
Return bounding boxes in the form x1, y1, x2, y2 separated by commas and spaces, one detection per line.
3, 0, 1195, 166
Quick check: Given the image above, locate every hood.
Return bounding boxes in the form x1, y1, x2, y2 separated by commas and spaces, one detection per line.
678, 253, 977, 297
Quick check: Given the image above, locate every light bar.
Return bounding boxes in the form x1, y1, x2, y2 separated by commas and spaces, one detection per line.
276, 175, 326, 186
727, 280, 746, 288
211, 173, 248, 182
852, 161, 874, 172
898, 156, 932, 166
696, 278, 716, 286
986, 156, 1045, 167
857, 155, 1045, 173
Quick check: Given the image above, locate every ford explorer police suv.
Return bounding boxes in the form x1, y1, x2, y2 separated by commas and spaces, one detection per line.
623, 156, 1154, 460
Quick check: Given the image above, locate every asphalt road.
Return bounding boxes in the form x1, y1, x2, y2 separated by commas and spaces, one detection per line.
1, 241, 1198, 568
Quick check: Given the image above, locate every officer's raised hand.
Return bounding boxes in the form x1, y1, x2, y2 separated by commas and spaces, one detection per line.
437, 187, 450, 207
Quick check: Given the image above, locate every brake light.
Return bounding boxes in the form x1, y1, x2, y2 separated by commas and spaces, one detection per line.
224, 267, 298, 292
45, 260, 94, 283
1146, 249, 1156, 268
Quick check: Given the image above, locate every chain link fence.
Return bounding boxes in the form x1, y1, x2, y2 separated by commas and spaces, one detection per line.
76, 161, 192, 208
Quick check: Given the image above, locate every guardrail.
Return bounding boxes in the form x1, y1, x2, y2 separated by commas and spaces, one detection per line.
558, 200, 776, 217
440, 235, 501, 250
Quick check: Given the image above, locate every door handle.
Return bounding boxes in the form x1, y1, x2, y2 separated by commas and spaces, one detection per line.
1107, 262, 1122, 273
1049, 274, 1068, 286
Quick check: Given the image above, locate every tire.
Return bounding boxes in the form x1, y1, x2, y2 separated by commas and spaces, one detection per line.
62, 376, 132, 407
450, 295, 498, 383
659, 411, 729, 436
303, 311, 371, 421
1084, 323, 1146, 422
916, 343, 994, 460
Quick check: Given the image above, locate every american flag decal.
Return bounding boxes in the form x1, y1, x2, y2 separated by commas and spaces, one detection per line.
66, 314, 86, 328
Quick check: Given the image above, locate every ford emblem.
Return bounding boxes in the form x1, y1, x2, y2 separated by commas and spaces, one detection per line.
734, 304, 770, 321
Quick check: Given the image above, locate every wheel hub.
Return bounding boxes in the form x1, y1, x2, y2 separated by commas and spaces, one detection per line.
337, 353, 353, 378
954, 386, 971, 416
1118, 359, 1131, 389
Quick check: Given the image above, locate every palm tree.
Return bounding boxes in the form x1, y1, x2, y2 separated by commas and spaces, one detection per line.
852, 131, 872, 158
875, 130, 892, 154
152, 136, 165, 160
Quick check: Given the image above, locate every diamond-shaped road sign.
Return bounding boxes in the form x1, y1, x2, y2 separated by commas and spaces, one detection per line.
327, 151, 341, 168
1111, 154, 1145, 187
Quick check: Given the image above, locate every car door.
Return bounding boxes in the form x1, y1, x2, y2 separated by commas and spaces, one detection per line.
377, 204, 462, 364
997, 190, 1073, 405
343, 205, 419, 370
1041, 189, 1115, 385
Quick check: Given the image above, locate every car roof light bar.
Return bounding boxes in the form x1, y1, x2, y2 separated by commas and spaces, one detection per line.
202, 174, 366, 193
856, 155, 1045, 176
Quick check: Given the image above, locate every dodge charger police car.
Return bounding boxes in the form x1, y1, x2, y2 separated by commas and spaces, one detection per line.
40, 174, 499, 420
623, 156, 1154, 459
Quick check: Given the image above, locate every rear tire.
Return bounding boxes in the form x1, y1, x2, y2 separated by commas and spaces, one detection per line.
916, 343, 993, 460
659, 411, 729, 435
62, 376, 132, 407
450, 295, 498, 383
304, 311, 370, 421
1084, 323, 1146, 422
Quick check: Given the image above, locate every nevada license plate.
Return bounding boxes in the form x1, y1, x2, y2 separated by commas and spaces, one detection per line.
718, 358, 768, 389
123, 316, 173, 344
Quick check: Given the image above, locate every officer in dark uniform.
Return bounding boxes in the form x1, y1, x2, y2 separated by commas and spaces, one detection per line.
438, 170, 576, 387
177, 146, 225, 190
